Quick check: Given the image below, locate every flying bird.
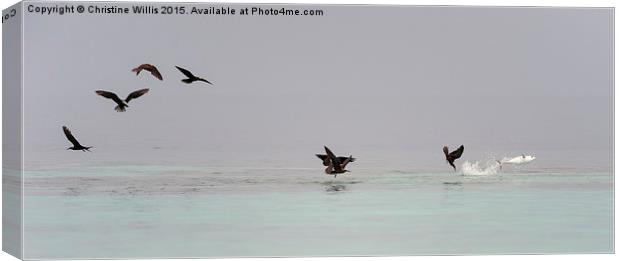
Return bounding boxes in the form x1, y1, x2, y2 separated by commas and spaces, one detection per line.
322, 146, 354, 177
443, 145, 464, 171
95, 88, 150, 112
131, 64, 163, 81
63, 126, 92, 152
175, 66, 213, 85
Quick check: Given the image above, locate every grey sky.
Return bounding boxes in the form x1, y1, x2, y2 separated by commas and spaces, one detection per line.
21, 4, 613, 170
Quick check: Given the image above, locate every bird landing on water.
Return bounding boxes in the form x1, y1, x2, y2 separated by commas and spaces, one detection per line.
320, 146, 355, 177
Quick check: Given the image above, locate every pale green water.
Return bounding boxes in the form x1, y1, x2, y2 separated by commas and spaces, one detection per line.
21, 166, 613, 259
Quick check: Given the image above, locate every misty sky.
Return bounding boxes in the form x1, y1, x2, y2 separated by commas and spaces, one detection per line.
21, 4, 613, 170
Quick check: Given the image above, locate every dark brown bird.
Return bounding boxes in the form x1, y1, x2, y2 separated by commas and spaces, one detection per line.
63, 126, 92, 151
175, 66, 213, 85
95, 88, 149, 112
131, 64, 163, 81
443, 145, 464, 171
322, 146, 354, 177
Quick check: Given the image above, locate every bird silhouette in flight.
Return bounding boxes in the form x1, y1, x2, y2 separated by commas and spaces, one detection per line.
131, 64, 163, 81
95, 88, 150, 112
322, 146, 354, 177
443, 145, 464, 171
63, 126, 92, 152
175, 66, 213, 85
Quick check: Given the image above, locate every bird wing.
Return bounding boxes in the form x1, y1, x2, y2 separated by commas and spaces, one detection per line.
318, 154, 355, 167
449, 145, 465, 159
443, 146, 450, 157
62, 126, 82, 147
338, 156, 355, 163
316, 154, 331, 166
175, 66, 196, 79
316, 154, 328, 161
148, 66, 163, 80
340, 156, 354, 169
95, 90, 125, 106
324, 146, 341, 166
125, 88, 149, 103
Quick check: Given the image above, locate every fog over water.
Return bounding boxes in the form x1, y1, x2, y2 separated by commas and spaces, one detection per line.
20, 4, 612, 171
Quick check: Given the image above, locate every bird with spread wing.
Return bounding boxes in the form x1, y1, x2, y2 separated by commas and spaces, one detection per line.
175, 66, 213, 85
321, 146, 355, 177
63, 126, 92, 152
131, 64, 163, 81
95, 88, 150, 112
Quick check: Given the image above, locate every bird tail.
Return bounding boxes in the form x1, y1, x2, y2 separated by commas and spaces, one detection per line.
114, 104, 128, 112
85, 146, 93, 152
131, 68, 141, 75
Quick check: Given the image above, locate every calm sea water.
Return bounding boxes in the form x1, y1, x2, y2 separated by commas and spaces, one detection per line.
19, 163, 613, 259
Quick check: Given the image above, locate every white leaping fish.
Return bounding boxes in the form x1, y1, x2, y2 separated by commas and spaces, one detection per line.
496, 154, 536, 169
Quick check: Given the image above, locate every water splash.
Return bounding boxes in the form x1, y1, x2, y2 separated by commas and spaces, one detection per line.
461, 160, 500, 176
325, 184, 347, 192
